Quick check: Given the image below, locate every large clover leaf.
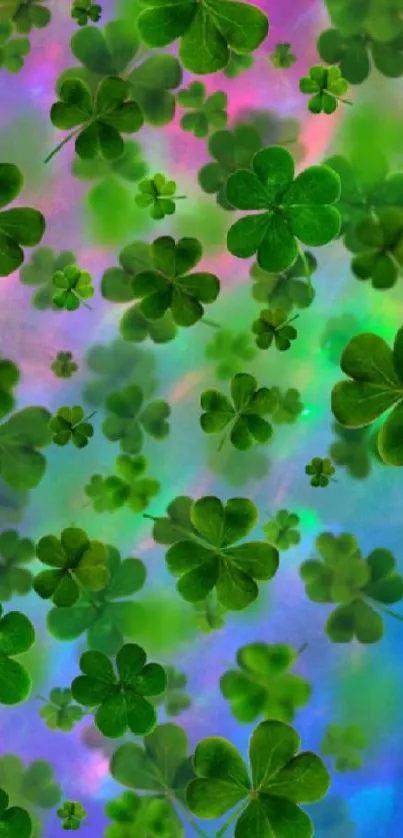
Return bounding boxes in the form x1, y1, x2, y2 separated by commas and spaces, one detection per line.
226, 146, 341, 272
0, 789, 31, 838
0, 407, 51, 490
34, 527, 109, 607
187, 720, 330, 836
331, 328, 403, 465
200, 373, 278, 450
0, 529, 35, 601
0, 164, 45, 276
0, 604, 35, 704
71, 643, 166, 737
137, 0, 268, 75
102, 385, 170, 454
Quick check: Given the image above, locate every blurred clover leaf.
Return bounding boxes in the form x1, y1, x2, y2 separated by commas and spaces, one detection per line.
83, 339, 156, 407
0, 478, 29, 525
0, 22, 30, 72
152, 666, 192, 717
347, 208, 403, 289
264, 510, 301, 551
208, 440, 270, 488
0, 163, 45, 276
271, 387, 304, 424
220, 643, 311, 723
34, 527, 109, 608
51, 351, 78, 380
71, 643, 166, 737
51, 265, 94, 311
85, 453, 160, 514
129, 236, 220, 327
0, 604, 35, 704
300, 533, 403, 643
47, 548, 146, 655
178, 82, 227, 138
1, 0, 50, 33
308, 795, 356, 838
137, 0, 268, 75
0, 357, 19, 420
20, 247, 76, 310
321, 724, 367, 771
72, 138, 147, 182
224, 50, 254, 78
120, 305, 177, 345
329, 422, 373, 479
205, 329, 256, 380
135, 174, 185, 220
102, 385, 170, 454
105, 790, 182, 838
57, 801, 86, 831
47, 77, 143, 163
71, 0, 102, 26
0, 407, 51, 490
198, 124, 262, 209
320, 313, 361, 365
270, 42, 296, 68
252, 307, 298, 351
299, 65, 350, 113
0, 529, 35, 601
39, 688, 85, 732
305, 457, 336, 487
148, 495, 279, 611
200, 372, 278, 450
227, 146, 341, 271
186, 719, 330, 834
0, 756, 61, 816
0, 788, 31, 838
250, 251, 316, 311
49, 406, 95, 449
331, 328, 403, 465
193, 595, 226, 633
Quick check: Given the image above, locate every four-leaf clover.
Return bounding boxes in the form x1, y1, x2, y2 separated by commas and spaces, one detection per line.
57, 800, 86, 830
0, 529, 35, 601
39, 688, 85, 732
0, 604, 35, 704
299, 65, 350, 113
0, 163, 45, 276
200, 373, 278, 450
51, 351, 78, 379
51, 265, 94, 311
270, 42, 297, 68
178, 82, 227, 138
85, 454, 160, 514
34, 527, 109, 607
250, 251, 316, 311
49, 406, 95, 448
321, 723, 367, 772
71, 0, 102, 26
252, 307, 298, 351
102, 385, 170, 454
305, 457, 336, 487
264, 510, 301, 550
135, 174, 185, 220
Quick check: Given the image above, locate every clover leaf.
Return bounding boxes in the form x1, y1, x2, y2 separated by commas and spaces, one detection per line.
252, 308, 298, 351
49, 406, 95, 448
220, 644, 311, 724
299, 65, 350, 113
198, 123, 262, 209
34, 527, 109, 607
270, 42, 296, 68
208, 440, 270, 488
71, 0, 102, 26
0, 357, 19, 421
187, 719, 330, 834
120, 305, 178, 344
51, 351, 78, 379
0, 788, 31, 838
0, 407, 51, 490
307, 795, 356, 838
57, 801, 86, 830
193, 595, 226, 633
305, 457, 336, 487
47, 548, 146, 655
0, 478, 29, 525
71, 643, 166, 737
152, 666, 192, 717
135, 174, 185, 220
347, 208, 403, 289
200, 373, 278, 450
0, 756, 61, 822
205, 329, 256, 380
102, 385, 170, 454
318, 15, 403, 85
0, 529, 34, 601
300, 533, 403, 643
224, 51, 254, 78
227, 146, 341, 272
149, 495, 279, 611
39, 688, 85, 732
0, 22, 30, 73
72, 138, 147, 183
82, 338, 157, 409
0, 164, 45, 276
0, 604, 35, 704
3, 0, 51, 34
85, 454, 160, 514
331, 328, 403, 465
250, 251, 316, 311
178, 82, 227, 138
51, 265, 94, 311
137, 0, 269, 75
271, 387, 304, 425
20, 247, 76, 310
329, 422, 373, 479
321, 724, 367, 772
320, 313, 361, 365
105, 791, 166, 838
264, 510, 301, 551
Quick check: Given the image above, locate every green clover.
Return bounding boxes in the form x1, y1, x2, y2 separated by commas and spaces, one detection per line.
51, 265, 94, 311
220, 643, 311, 724
148, 495, 279, 611
102, 385, 170, 454
120, 305, 177, 344
85, 454, 160, 514
51, 351, 78, 380
83, 338, 156, 407
39, 688, 85, 732
299, 65, 350, 113
300, 533, 403, 643
321, 724, 367, 772
20, 247, 76, 310
34, 527, 109, 607
271, 387, 303, 425
71, 0, 101, 26
0, 22, 29, 73
193, 595, 226, 633
152, 666, 192, 718
0, 357, 19, 421
105, 791, 170, 838
0, 604, 35, 704
135, 174, 185, 220
57, 801, 86, 831
71, 643, 166, 737
305, 457, 336, 487
49, 406, 95, 448
0, 529, 34, 601
252, 307, 298, 351
0, 789, 31, 838
308, 795, 356, 838
129, 236, 220, 327
226, 146, 341, 272
0, 163, 45, 277
2, 0, 51, 34
329, 422, 373, 480
250, 251, 316, 311
224, 51, 254, 78
264, 510, 301, 551
320, 313, 361, 365
0, 756, 61, 821
200, 373, 278, 450
198, 124, 262, 209
331, 328, 403, 465
270, 42, 296, 68
186, 719, 330, 835
205, 330, 256, 380
47, 548, 146, 655
72, 138, 147, 183
208, 440, 270, 488
178, 82, 227, 138
0, 478, 28, 526
347, 208, 403, 289
0, 407, 51, 491
137, 0, 268, 75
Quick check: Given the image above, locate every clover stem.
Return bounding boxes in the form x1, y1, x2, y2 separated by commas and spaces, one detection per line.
217, 424, 232, 452
44, 128, 82, 164
297, 642, 308, 656
202, 318, 221, 328
82, 411, 97, 424
215, 802, 248, 836
172, 195, 187, 200
175, 800, 209, 837
297, 246, 314, 298
337, 97, 353, 106
372, 603, 403, 623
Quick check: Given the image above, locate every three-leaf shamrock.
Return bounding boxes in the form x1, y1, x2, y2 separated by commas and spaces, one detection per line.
0, 789, 31, 838
0, 357, 19, 420
137, 0, 269, 75
49, 406, 95, 448
178, 82, 227, 138
250, 251, 316, 311
20, 247, 76, 310
271, 387, 304, 424
149, 495, 279, 610
0, 406, 51, 490
252, 308, 298, 351
85, 454, 160, 514
102, 385, 170, 454
152, 666, 192, 717
51, 351, 78, 379
226, 146, 341, 272
270, 42, 297, 68
71, 0, 102, 26
200, 373, 278, 450
52, 265, 94, 310
321, 724, 367, 772
264, 510, 301, 550
71, 643, 166, 737
39, 688, 85, 732
220, 643, 311, 723
305, 457, 336, 487
34, 527, 109, 607
205, 329, 257, 380
0, 22, 30, 73
0, 164, 45, 276
347, 208, 403, 289
57, 801, 86, 830
0, 529, 35, 601
135, 174, 185, 220
186, 719, 330, 835
299, 65, 350, 113
0, 604, 35, 704
331, 328, 403, 465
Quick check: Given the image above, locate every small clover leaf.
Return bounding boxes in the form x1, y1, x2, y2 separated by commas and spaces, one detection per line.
49, 406, 95, 448
57, 801, 86, 830
20, 247, 76, 310
34, 527, 109, 607
39, 688, 85, 732
321, 724, 367, 772
305, 457, 336, 487
0, 22, 30, 73
198, 123, 262, 209
178, 82, 227, 138
0, 604, 35, 704
85, 454, 160, 514
137, 0, 269, 75
51, 265, 94, 311
226, 146, 341, 272
0, 788, 31, 838
71, 643, 166, 737
271, 387, 303, 425
0, 164, 45, 276
72, 138, 147, 183
51, 351, 78, 380
264, 510, 301, 551
0, 357, 19, 420
102, 385, 170, 454
200, 372, 278, 450
270, 42, 296, 68
186, 719, 330, 834
0, 529, 35, 601
299, 65, 350, 113
135, 174, 185, 220
252, 307, 298, 351
205, 329, 256, 380
71, 0, 102, 26
329, 422, 373, 480
4, 0, 51, 34
224, 51, 254, 78
152, 666, 192, 717
347, 208, 403, 288
83, 338, 156, 407
0, 407, 52, 490
220, 643, 311, 723
250, 251, 316, 311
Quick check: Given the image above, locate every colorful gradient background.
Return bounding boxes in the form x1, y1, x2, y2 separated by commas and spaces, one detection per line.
1, 0, 403, 835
